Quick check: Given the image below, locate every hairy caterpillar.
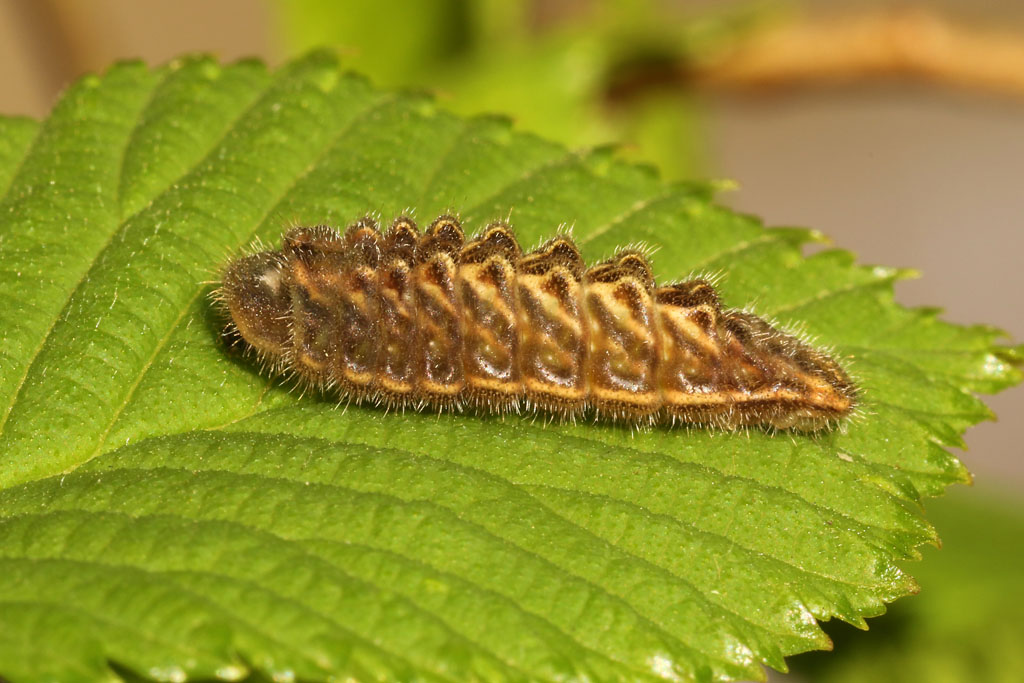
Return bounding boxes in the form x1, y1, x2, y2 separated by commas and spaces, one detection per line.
217, 214, 857, 431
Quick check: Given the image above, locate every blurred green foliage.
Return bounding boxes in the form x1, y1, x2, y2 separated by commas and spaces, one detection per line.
273, 0, 770, 179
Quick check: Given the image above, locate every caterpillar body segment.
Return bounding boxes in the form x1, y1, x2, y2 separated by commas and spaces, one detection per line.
219, 215, 857, 431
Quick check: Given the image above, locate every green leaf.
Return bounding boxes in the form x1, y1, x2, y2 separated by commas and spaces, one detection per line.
0, 52, 1019, 683
787, 488, 1024, 683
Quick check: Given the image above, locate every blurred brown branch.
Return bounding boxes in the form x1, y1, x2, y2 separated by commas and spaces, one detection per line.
693, 8, 1024, 97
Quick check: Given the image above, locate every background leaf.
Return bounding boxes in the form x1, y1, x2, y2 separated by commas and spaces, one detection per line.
0, 52, 1019, 682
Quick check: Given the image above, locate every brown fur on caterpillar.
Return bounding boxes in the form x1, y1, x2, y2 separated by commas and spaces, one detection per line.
216, 214, 857, 431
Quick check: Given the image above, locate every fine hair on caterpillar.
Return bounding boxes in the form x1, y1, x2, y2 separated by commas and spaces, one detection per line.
215, 214, 858, 431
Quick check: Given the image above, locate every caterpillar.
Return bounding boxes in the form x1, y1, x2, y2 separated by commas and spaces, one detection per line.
217, 214, 857, 431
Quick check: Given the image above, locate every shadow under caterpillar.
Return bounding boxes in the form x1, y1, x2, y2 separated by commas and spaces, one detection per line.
216, 214, 857, 431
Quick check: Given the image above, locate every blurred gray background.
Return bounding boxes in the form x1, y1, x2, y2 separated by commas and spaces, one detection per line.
711, 84, 1024, 486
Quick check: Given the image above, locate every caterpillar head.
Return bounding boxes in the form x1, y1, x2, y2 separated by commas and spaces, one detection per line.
220, 251, 291, 358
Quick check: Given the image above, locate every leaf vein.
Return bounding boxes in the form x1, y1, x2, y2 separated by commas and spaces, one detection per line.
765, 274, 900, 319
577, 188, 681, 247
0, 518, 472, 683
462, 149, 586, 219
680, 232, 783, 276
85, 92, 399, 462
